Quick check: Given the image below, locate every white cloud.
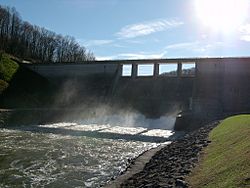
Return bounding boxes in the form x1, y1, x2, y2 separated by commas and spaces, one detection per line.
96, 55, 116, 61
76, 39, 113, 47
165, 41, 223, 53
240, 35, 250, 42
116, 18, 183, 39
112, 44, 126, 48
165, 42, 199, 50
96, 51, 167, 60
96, 40, 225, 60
84, 40, 113, 47
117, 52, 167, 59
239, 24, 250, 33
239, 24, 250, 42
125, 40, 144, 44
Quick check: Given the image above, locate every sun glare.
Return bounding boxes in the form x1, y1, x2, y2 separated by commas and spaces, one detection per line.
195, 0, 249, 33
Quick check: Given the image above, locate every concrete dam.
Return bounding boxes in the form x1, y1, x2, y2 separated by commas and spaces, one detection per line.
23, 57, 250, 129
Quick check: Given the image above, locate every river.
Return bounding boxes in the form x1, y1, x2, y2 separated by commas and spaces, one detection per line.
0, 114, 178, 187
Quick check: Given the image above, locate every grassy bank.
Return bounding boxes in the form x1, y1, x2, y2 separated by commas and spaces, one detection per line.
0, 53, 19, 94
0, 53, 55, 108
188, 115, 250, 187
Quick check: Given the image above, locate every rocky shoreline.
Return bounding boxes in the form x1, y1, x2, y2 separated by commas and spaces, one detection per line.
108, 121, 220, 188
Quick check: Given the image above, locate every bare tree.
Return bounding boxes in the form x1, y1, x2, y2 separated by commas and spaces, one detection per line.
0, 5, 95, 62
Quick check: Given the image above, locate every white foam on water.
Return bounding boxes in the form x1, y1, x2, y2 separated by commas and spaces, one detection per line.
0, 126, 164, 187
99, 126, 147, 135
37, 119, 175, 139
77, 114, 176, 130
141, 129, 174, 138
65, 124, 111, 131
0, 113, 178, 187
38, 122, 77, 128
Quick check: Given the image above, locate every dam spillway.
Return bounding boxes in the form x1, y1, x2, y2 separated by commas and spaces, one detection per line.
22, 57, 250, 129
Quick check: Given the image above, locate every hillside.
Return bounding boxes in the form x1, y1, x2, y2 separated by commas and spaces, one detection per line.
188, 115, 250, 187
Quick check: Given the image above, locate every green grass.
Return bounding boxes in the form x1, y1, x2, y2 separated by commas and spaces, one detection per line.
0, 52, 56, 108
188, 115, 250, 188
0, 53, 18, 94
0, 53, 19, 82
0, 79, 9, 94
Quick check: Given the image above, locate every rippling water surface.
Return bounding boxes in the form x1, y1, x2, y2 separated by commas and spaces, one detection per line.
0, 116, 175, 187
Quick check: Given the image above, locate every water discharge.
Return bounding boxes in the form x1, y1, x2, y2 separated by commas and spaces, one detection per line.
0, 114, 178, 187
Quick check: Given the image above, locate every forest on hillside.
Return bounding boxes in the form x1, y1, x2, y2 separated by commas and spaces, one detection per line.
0, 5, 95, 63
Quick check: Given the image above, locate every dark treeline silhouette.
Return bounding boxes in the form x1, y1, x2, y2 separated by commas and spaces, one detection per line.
0, 6, 95, 62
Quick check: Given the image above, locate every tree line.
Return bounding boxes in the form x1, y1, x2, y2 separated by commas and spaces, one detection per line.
0, 5, 95, 63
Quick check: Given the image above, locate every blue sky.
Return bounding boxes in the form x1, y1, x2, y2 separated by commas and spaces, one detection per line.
1, 0, 250, 60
